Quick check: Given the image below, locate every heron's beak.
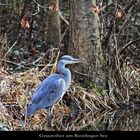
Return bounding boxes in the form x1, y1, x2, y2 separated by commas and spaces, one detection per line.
71, 58, 81, 64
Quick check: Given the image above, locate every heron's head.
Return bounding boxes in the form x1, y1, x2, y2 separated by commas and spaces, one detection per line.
59, 55, 80, 65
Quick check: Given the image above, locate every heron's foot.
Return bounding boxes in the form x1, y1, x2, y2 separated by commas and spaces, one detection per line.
48, 114, 53, 120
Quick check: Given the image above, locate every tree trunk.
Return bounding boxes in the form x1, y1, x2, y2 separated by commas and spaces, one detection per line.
0, 34, 8, 68
46, 0, 61, 48
0, 0, 8, 67
69, 0, 106, 89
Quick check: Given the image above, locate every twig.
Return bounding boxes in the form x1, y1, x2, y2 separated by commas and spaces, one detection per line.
0, 3, 11, 6
29, 3, 40, 15
32, 56, 44, 65
40, 25, 68, 72
50, 49, 60, 74
29, 0, 49, 15
59, 11, 69, 25
101, 1, 113, 11
124, 0, 136, 13
117, 5, 134, 37
32, 0, 45, 8
3, 41, 17, 59
118, 37, 140, 55
69, 90, 83, 113
23, 108, 27, 129
0, 58, 20, 66
0, 59, 29, 69
58, 26, 69, 49
71, 69, 89, 76
40, 48, 59, 72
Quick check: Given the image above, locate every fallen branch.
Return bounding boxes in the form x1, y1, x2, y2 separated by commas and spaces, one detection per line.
0, 59, 29, 69
59, 11, 69, 25
3, 41, 17, 59
118, 37, 140, 55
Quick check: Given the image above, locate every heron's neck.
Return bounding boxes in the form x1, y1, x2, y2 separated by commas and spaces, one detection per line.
57, 62, 71, 89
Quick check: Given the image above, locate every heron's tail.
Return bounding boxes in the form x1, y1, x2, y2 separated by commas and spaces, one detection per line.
26, 103, 37, 116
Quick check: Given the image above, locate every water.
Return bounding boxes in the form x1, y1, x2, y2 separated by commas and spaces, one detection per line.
46, 109, 140, 131
1, 109, 140, 131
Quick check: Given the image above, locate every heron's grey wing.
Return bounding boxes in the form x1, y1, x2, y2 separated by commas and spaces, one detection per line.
42, 78, 66, 108
31, 76, 65, 107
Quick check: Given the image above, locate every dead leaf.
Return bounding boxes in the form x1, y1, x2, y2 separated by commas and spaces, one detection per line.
6, 95, 15, 102
115, 8, 125, 19
116, 10, 122, 18
20, 16, 30, 28
91, 5, 101, 14
49, 2, 58, 12
13, 119, 19, 129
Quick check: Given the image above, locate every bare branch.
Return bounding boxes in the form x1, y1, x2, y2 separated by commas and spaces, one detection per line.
118, 37, 140, 55
59, 11, 69, 25
3, 41, 17, 59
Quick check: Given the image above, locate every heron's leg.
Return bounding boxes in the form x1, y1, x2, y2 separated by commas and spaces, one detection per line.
23, 109, 27, 129
48, 106, 54, 118
23, 104, 29, 129
47, 106, 54, 129
48, 107, 51, 116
